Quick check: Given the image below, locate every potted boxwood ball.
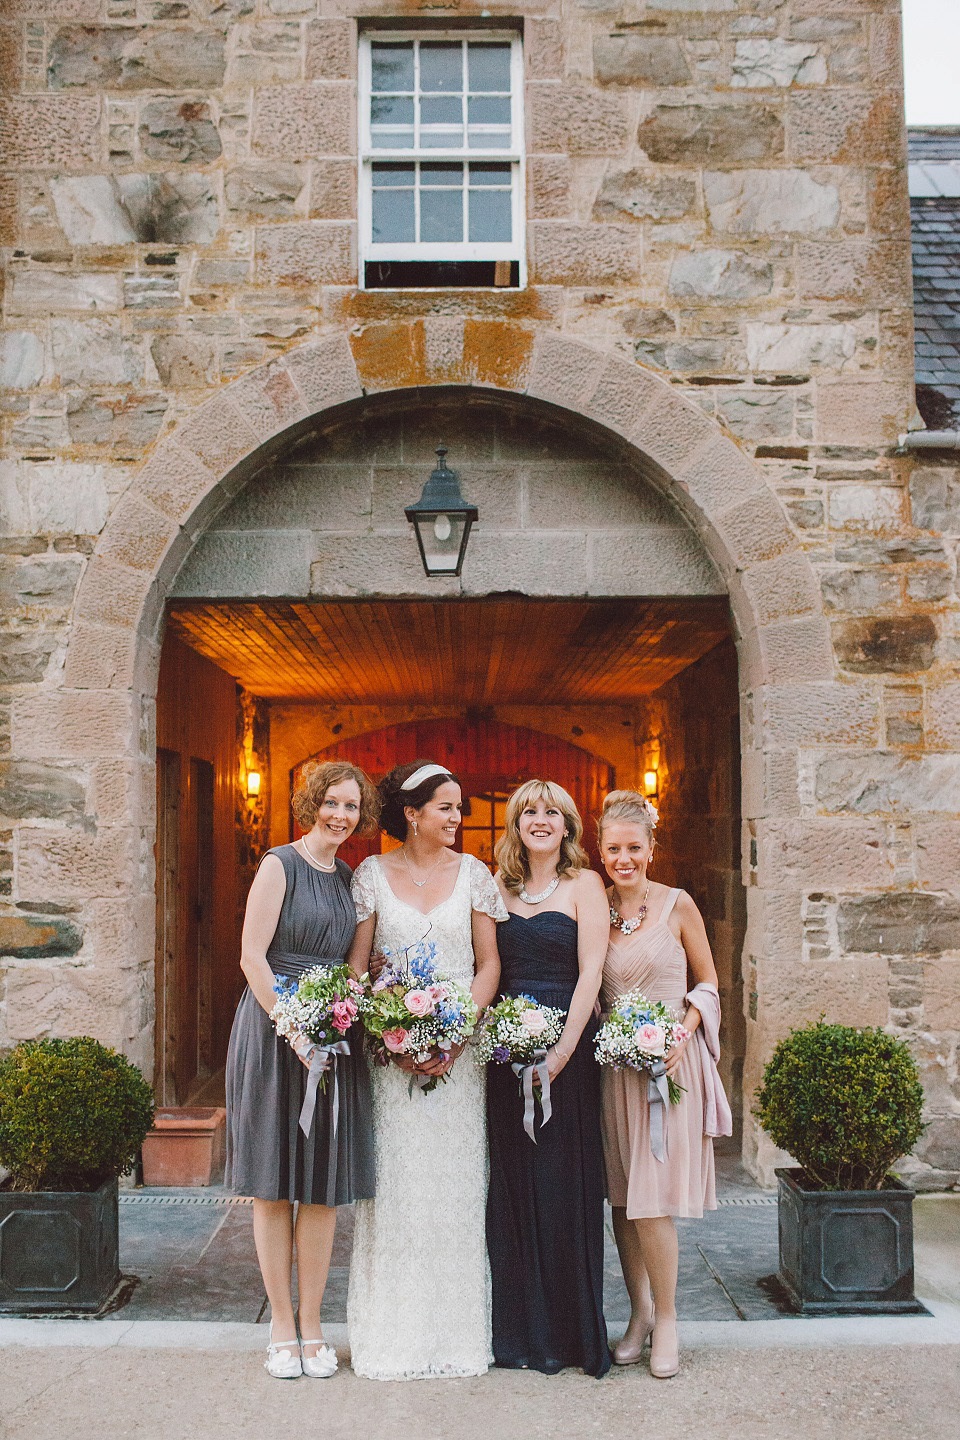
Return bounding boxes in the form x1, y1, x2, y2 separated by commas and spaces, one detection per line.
0, 1037, 155, 1314
756, 1020, 926, 1316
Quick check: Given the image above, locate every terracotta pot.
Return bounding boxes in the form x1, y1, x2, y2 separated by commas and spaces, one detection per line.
141, 1107, 227, 1187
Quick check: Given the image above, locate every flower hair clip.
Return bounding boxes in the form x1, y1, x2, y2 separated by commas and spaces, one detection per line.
642, 797, 659, 829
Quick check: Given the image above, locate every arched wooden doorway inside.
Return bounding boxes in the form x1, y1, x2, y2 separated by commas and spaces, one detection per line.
292, 717, 615, 872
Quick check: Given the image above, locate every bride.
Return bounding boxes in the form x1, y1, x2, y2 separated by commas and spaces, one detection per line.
347, 760, 506, 1380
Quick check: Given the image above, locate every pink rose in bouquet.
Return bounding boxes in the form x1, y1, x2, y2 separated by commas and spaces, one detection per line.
636, 1022, 666, 1056
405, 988, 436, 1017
520, 1008, 549, 1037
331, 998, 358, 1033
382, 1027, 409, 1053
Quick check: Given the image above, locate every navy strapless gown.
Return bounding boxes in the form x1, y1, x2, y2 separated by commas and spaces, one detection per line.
486, 911, 610, 1377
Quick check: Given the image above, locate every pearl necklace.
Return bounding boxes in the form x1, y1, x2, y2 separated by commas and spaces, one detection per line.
401, 846, 445, 888
610, 882, 650, 936
298, 835, 337, 872
518, 874, 560, 905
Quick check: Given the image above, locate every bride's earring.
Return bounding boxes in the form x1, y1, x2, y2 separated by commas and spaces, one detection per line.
412, 820, 418, 837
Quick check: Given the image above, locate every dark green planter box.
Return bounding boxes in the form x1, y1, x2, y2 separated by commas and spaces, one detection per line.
0, 1177, 119, 1314
776, 1167, 926, 1316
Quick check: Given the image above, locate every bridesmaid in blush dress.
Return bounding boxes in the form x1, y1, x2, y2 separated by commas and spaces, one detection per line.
598, 790, 731, 1380
486, 780, 610, 1377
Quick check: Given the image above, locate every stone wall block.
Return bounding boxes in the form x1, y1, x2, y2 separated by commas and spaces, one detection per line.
756, 818, 894, 888
311, 534, 458, 599
638, 102, 785, 164
631, 399, 715, 479
73, 554, 153, 632
227, 163, 308, 222
838, 892, 960, 957
675, 436, 765, 518
48, 25, 225, 90
463, 320, 535, 391
90, 759, 149, 828
760, 682, 879, 747
228, 359, 311, 442
0, 761, 86, 825
62, 621, 138, 691
923, 958, 960, 1028
305, 20, 355, 81
756, 954, 889, 1030
589, 528, 723, 596
309, 159, 356, 221
177, 394, 262, 479
528, 156, 571, 220
669, 249, 774, 301
526, 18, 564, 79
832, 615, 937, 675
740, 551, 821, 626
461, 532, 588, 598
529, 84, 630, 156
746, 321, 856, 373
0, 96, 100, 169
910, 467, 960, 536
421, 318, 466, 384
928, 684, 960, 750
713, 488, 796, 568
817, 381, 911, 446
139, 99, 222, 164
96, 494, 179, 574
797, 239, 912, 305
253, 84, 353, 161
51, 318, 143, 387
85, 895, 156, 971
13, 691, 136, 762
593, 168, 697, 224
594, 36, 691, 88
349, 321, 426, 391
816, 753, 960, 817
820, 567, 901, 615
827, 483, 905, 535
137, 441, 217, 524
526, 334, 606, 412
172, 530, 312, 600
758, 616, 834, 685
704, 169, 839, 235
787, 89, 900, 164
7, 270, 121, 316
287, 333, 364, 412
582, 358, 662, 441
732, 39, 826, 89
256, 220, 355, 285
531, 222, 641, 285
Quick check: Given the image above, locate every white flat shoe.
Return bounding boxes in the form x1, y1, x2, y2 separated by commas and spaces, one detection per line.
265, 1323, 302, 1379
300, 1339, 338, 1379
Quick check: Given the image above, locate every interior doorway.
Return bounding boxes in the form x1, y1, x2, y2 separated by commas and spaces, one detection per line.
155, 593, 744, 1121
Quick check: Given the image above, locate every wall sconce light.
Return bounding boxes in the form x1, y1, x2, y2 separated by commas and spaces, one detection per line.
246, 770, 262, 798
405, 446, 479, 578
643, 769, 658, 799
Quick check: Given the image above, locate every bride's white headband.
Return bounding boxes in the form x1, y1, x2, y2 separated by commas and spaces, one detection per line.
401, 763, 452, 792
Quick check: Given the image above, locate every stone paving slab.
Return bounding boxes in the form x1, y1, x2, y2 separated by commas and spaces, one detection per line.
1, 1338, 957, 1440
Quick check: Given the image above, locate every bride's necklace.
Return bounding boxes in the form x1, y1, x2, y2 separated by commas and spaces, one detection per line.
610, 882, 650, 935
519, 873, 560, 905
401, 846, 445, 888
299, 834, 337, 872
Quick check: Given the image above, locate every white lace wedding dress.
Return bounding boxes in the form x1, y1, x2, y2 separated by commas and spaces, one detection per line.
347, 852, 508, 1380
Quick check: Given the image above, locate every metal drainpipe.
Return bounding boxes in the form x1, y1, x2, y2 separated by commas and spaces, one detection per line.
897, 430, 960, 450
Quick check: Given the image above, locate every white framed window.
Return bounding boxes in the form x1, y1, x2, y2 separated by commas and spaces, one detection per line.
358, 31, 525, 288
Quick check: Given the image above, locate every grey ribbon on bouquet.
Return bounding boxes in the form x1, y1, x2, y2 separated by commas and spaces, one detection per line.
648, 1060, 670, 1164
298, 1039, 351, 1139
512, 1048, 552, 1143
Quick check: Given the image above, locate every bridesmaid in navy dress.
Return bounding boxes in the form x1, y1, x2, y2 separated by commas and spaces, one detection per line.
487, 779, 611, 1376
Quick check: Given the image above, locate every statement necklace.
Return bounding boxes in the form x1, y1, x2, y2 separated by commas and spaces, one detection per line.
299, 834, 337, 872
401, 846, 445, 888
519, 874, 560, 905
610, 882, 650, 936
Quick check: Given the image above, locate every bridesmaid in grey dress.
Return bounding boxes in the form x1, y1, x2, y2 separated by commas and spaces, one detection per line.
226, 760, 379, 1379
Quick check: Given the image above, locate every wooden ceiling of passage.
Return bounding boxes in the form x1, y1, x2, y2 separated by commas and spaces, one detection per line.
166, 598, 731, 704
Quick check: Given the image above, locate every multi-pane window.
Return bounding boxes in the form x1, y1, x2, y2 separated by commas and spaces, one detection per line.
359, 33, 524, 288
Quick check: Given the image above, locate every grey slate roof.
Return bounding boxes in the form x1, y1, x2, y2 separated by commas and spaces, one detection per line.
909, 129, 960, 424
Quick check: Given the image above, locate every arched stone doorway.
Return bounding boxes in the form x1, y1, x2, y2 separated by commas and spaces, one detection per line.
58, 321, 833, 1175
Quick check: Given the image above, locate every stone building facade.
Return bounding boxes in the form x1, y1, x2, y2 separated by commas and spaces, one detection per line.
1, 0, 957, 1186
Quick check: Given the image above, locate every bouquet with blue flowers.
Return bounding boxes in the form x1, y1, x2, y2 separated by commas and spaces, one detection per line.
594, 990, 689, 1104
473, 993, 565, 1066
359, 938, 478, 1093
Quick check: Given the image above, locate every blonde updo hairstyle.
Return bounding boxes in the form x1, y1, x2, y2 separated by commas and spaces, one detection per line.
292, 760, 381, 836
597, 789, 659, 849
495, 778, 589, 895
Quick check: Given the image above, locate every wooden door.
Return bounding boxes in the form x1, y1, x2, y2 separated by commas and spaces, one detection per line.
154, 748, 180, 1106
291, 718, 615, 872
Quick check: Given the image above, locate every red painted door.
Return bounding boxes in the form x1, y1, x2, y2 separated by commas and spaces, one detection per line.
291, 718, 615, 872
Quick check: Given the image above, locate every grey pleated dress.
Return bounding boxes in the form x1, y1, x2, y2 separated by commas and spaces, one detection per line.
225, 845, 375, 1205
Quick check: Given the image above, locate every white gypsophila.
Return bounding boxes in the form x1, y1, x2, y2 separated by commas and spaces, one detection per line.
473, 996, 566, 1065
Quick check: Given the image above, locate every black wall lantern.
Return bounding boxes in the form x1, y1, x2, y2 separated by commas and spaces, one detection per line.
405, 446, 479, 578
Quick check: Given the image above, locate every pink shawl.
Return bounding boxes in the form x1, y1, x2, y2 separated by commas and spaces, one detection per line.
685, 981, 733, 1139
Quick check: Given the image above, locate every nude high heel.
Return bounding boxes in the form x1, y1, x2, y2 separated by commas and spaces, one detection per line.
649, 1318, 679, 1379
611, 1314, 654, 1365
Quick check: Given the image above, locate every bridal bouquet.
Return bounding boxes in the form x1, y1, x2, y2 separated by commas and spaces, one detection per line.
271, 963, 364, 1081
474, 994, 565, 1066
360, 938, 479, 1093
594, 990, 689, 1105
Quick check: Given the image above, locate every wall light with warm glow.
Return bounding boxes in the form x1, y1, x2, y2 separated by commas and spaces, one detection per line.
643, 769, 658, 799
246, 770, 262, 798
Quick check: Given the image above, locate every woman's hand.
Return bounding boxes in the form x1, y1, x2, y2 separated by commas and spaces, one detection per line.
664, 1034, 690, 1078
416, 1047, 455, 1078
368, 952, 386, 983
291, 1035, 319, 1071
545, 1044, 570, 1082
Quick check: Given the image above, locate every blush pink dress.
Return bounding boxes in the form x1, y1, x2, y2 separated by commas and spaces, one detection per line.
599, 887, 717, 1220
